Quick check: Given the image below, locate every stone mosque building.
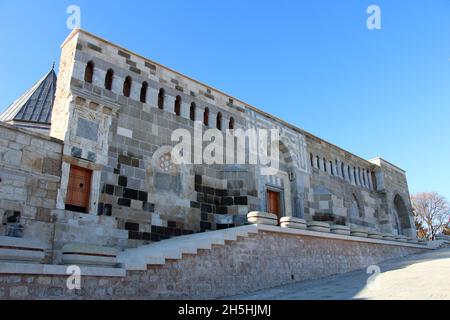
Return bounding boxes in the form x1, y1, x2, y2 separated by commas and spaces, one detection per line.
0, 29, 423, 299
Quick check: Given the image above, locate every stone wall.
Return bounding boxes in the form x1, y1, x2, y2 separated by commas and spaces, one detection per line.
46, 29, 416, 252
304, 134, 416, 237
50, 209, 129, 264
0, 122, 63, 261
0, 230, 426, 300
370, 158, 415, 237
50, 29, 310, 249
305, 134, 379, 229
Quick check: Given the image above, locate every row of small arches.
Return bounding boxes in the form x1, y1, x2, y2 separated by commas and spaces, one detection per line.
84, 61, 235, 131
310, 153, 373, 189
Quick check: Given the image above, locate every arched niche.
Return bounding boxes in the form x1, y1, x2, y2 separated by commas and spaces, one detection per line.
393, 194, 414, 237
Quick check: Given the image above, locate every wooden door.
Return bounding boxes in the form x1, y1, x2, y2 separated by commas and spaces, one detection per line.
66, 166, 92, 213
267, 190, 281, 220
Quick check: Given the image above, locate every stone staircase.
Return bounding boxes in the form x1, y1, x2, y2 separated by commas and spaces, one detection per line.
117, 219, 432, 271
117, 213, 432, 272
117, 225, 259, 271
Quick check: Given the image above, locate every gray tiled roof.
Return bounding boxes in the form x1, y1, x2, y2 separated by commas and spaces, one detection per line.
0, 67, 57, 125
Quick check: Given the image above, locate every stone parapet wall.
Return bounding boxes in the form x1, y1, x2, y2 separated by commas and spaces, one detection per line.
0, 122, 63, 261
0, 230, 427, 300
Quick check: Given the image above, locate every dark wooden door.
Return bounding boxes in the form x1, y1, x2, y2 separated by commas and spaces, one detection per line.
66, 166, 92, 213
267, 190, 281, 220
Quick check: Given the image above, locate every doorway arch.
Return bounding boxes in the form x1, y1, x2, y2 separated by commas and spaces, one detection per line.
393, 194, 412, 236
263, 139, 301, 219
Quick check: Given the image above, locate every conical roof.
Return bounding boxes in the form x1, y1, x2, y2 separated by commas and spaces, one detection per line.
0, 66, 57, 125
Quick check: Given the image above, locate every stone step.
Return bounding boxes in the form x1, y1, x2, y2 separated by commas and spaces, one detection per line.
0, 236, 46, 264
117, 225, 259, 270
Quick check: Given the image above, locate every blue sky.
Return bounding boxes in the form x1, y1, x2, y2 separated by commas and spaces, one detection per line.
1, 0, 449, 199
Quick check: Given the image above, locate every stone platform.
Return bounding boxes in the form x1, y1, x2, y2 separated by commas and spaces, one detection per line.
0, 225, 429, 300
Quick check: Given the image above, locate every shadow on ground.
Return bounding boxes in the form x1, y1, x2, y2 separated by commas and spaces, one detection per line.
225, 246, 450, 300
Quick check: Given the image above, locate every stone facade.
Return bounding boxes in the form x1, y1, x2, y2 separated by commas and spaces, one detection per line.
0, 122, 62, 262
0, 231, 426, 300
0, 28, 417, 269
305, 135, 415, 237
45, 28, 416, 253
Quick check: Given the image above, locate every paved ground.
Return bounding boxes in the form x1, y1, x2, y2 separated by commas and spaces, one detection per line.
228, 247, 450, 300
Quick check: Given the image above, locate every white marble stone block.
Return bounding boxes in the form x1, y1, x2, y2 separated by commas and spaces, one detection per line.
331, 224, 351, 236
0, 236, 45, 264
382, 234, 397, 241
61, 243, 119, 268
368, 230, 383, 240
350, 227, 369, 238
307, 221, 331, 233
280, 217, 307, 230
247, 212, 278, 226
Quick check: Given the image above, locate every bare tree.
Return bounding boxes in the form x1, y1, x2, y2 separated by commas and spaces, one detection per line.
414, 217, 428, 239
412, 192, 450, 240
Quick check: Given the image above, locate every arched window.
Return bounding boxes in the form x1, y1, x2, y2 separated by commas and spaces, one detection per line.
84, 61, 94, 84
316, 156, 320, 169
362, 169, 367, 186
190, 103, 196, 121
216, 112, 222, 131
203, 108, 209, 126
371, 171, 377, 190
174, 96, 181, 116
323, 158, 327, 172
353, 167, 357, 184
310, 153, 314, 168
229, 117, 235, 130
330, 161, 334, 175
123, 76, 132, 97
104, 69, 114, 90
347, 166, 351, 181
140, 82, 148, 103
158, 88, 165, 109
341, 162, 345, 178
